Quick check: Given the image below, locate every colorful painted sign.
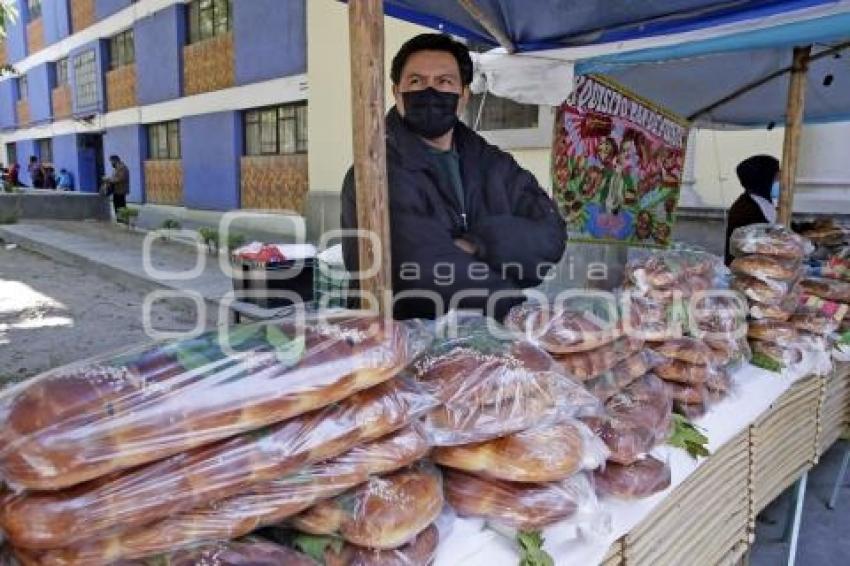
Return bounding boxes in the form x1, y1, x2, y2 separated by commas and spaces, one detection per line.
553, 75, 690, 247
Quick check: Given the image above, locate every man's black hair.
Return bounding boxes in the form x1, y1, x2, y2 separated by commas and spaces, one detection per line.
391, 33, 473, 86
109, 155, 120, 162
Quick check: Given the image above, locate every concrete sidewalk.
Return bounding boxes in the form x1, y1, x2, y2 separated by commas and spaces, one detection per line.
0, 220, 234, 307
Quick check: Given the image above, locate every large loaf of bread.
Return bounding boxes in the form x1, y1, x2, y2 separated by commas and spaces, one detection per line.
504, 304, 621, 354
21, 427, 430, 565
0, 315, 426, 490
0, 379, 436, 551
412, 319, 600, 446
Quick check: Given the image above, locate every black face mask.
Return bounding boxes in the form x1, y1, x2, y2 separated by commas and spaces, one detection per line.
401, 88, 460, 140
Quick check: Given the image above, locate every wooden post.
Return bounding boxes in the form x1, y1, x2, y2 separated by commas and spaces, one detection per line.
777, 46, 811, 227
349, 0, 392, 314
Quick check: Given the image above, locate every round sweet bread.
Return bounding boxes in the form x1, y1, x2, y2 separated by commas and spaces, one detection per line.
593, 455, 671, 499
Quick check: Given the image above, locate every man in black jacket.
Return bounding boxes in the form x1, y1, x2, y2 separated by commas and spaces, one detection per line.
341, 34, 567, 321
724, 155, 780, 265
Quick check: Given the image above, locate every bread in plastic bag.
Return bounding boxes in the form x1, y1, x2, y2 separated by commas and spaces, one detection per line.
553, 337, 644, 382
412, 317, 601, 446
748, 299, 796, 321
625, 250, 727, 295
806, 256, 850, 282
593, 455, 672, 499
655, 359, 711, 385
22, 426, 430, 565
800, 276, 850, 303
0, 378, 437, 550
583, 349, 664, 402
730, 255, 801, 282
321, 522, 440, 566
663, 380, 708, 405
732, 274, 796, 306
147, 538, 322, 566
789, 312, 840, 336
504, 303, 620, 354
0, 313, 431, 491
290, 464, 443, 550
797, 291, 850, 322
582, 374, 673, 465
747, 320, 798, 344
730, 223, 814, 260
443, 469, 598, 530
433, 419, 608, 483
651, 338, 715, 366
705, 336, 752, 369
751, 340, 803, 371
622, 292, 688, 342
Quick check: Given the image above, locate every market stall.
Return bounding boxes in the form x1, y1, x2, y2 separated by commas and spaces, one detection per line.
2, 2, 850, 566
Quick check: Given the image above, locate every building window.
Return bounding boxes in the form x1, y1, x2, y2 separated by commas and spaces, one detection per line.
6, 143, 16, 166
55, 58, 70, 86
109, 29, 135, 70
27, 0, 42, 21
467, 93, 539, 131
187, 0, 232, 44
147, 121, 181, 160
37, 138, 53, 164
244, 102, 308, 156
73, 49, 98, 108
17, 76, 28, 100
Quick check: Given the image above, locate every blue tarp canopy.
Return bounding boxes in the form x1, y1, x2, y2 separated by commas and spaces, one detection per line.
375, 0, 835, 51
373, 0, 850, 127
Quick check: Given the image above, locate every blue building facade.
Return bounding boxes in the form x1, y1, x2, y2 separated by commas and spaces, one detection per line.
1, 0, 308, 210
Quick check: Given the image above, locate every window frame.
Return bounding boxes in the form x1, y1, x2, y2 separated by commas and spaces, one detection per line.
37, 138, 53, 164
27, 0, 42, 22
55, 58, 70, 87
108, 29, 135, 71
244, 102, 308, 157
464, 94, 555, 150
6, 143, 17, 166
17, 75, 28, 100
187, 0, 232, 45
73, 49, 99, 108
147, 121, 182, 160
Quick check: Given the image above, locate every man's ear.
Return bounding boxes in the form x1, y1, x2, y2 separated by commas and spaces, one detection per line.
456, 85, 472, 116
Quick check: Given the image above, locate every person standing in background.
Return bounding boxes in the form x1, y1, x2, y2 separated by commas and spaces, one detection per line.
28, 156, 45, 188
724, 154, 780, 265
102, 155, 130, 214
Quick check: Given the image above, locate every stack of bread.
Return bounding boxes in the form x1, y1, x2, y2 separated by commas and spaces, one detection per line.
411, 315, 609, 532
623, 249, 747, 418
0, 313, 440, 565
729, 224, 814, 372
504, 305, 673, 500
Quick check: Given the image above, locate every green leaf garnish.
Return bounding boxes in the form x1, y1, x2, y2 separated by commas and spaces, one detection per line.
750, 352, 784, 373
266, 326, 306, 366
668, 413, 711, 460
293, 533, 344, 562
517, 530, 554, 566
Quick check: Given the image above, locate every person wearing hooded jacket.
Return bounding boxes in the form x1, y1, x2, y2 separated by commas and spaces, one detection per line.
724, 155, 781, 266
341, 34, 567, 321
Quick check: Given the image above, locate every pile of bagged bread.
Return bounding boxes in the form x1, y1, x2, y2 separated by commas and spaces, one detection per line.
504, 306, 673, 501
728, 223, 824, 371
0, 314, 444, 565
624, 249, 748, 419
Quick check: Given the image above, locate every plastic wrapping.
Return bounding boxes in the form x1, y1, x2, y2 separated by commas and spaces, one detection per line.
443, 469, 600, 530
651, 338, 715, 366
730, 223, 814, 260
806, 256, 850, 282
800, 277, 850, 303
730, 255, 801, 282
625, 250, 727, 296
583, 374, 673, 466
0, 312, 430, 491
748, 299, 796, 321
433, 419, 608, 483
142, 538, 321, 566
504, 303, 621, 354
553, 337, 644, 382
655, 359, 711, 385
622, 292, 688, 342
690, 294, 747, 337
732, 274, 797, 306
705, 337, 752, 369
789, 313, 840, 336
593, 455, 672, 499
797, 223, 850, 247
751, 340, 804, 371
22, 427, 431, 565
290, 464, 443, 550
321, 523, 440, 566
663, 381, 708, 405
584, 349, 664, 402
0, 378, 437, 551
412, 317, 601, 446
747, 320, 798, 344
797, 292, 849, 322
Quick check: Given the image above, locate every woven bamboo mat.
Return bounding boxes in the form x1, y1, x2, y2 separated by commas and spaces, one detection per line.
623, 431, 750, 566
600, 540, 624, 566
817, 364, 850, 454
750, 375, 822, 517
